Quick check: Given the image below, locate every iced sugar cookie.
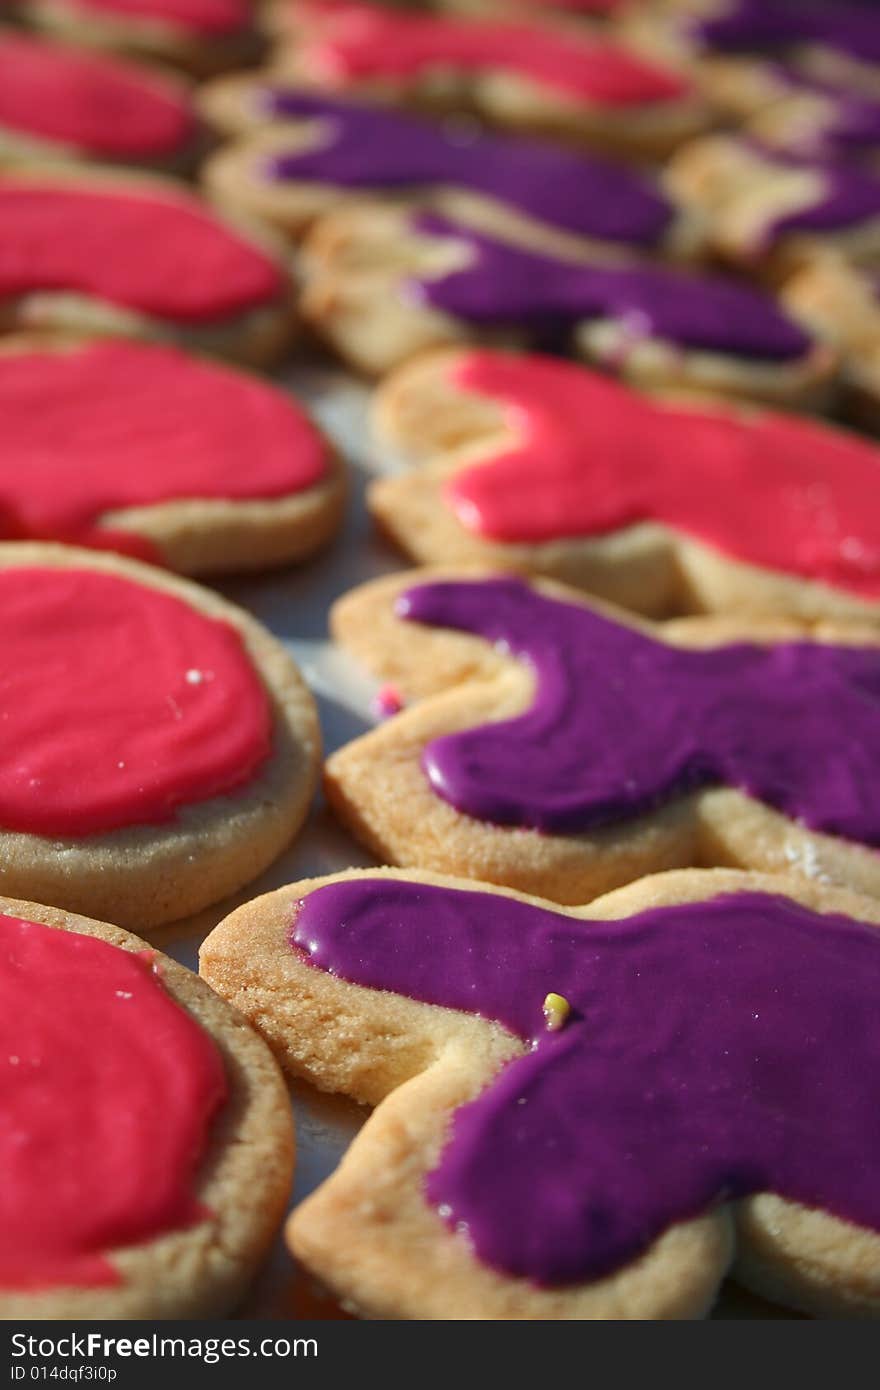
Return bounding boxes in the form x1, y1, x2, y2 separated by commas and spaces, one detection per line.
23, 0, 262, 74
0, 544, 319, 927
2, 896, 293, 1318
267, 0, 710, 159
199, 84, 701, 260
327, 569, 880, 903
201, 866, 880, 1318
367, 349, 880, 621
0, 335, 343, 573
0, 164, 295, 365
0, 28, 198, 169
301, 206, 830, 401
667, 135, 880, 273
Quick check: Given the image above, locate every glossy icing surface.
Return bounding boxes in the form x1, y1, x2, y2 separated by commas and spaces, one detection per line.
693, 0, 880, 64
298, 3, 689, 105
264, 92, 673, 246
0, 566, 272, 836
0, 340, 328, 559
293, 879, 880, 1284
443, 353, 880, 597
0, 31, 194, 157
764, 155, 880, 241
398, 575, 880, 844
0, 914, 226, 1289
0, 177, 282, 322
412, 214, 809, 358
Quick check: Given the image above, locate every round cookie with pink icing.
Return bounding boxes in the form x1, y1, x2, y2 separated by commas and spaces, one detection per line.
370, 350, 880, 622
300, 205, 832, 402
201, 865, 880, 1318
0, 28, 200, 170
0, 335, 344, 574
0, 164, 296, 366
20, 0, 262, 74
1, 895, 293, 1318
265, 0, 711, 159
0, 544, 320, 928
326, 567, 880, 904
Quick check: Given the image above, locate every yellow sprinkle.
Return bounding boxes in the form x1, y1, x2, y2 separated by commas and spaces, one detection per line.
542, 992, 570, 1032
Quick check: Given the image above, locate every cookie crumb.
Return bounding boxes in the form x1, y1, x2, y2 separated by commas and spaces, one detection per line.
783, 840, 831, 883
542, 992, 570, 1032
371, 683, 404, 719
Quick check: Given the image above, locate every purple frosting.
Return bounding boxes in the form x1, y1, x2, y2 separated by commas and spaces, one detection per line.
260, 89, 673, 247
767, 155, 880, 238
762, 67, 880, 158
292, 879, 880, 1285
819, 96, 880, 154
397, 577, 880, 845
693, 0, 880, 65
411, 213, 811, 360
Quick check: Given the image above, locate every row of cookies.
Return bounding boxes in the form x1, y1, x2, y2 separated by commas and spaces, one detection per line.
194, 2, 880, 1315
7, 526, 880, 1319
9, 516, 880, 1319
185, 2, 880, 421
1, 3, 879, 420
0, 139, 875, 424
0, 2, 332, 1324
190, 0, 880, 1322
5, 0, 880, 1324
197, 334, 880, 1314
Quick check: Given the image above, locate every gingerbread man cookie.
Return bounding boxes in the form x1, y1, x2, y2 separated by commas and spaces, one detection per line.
0, 543, 320, 928
327, 569, 880, 903
266, 0, 710, 159
0, 164, 295, 366
368, 350, 880, 621
0, 335, 344, 573
301, 206, 830, 400
0, 28, 199, 170
201, 866, 880, 1318
199, 84, 701, 261
2, 895, 293, 1318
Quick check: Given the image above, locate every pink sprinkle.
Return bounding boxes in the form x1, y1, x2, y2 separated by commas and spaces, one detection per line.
372, 683, 404, 719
